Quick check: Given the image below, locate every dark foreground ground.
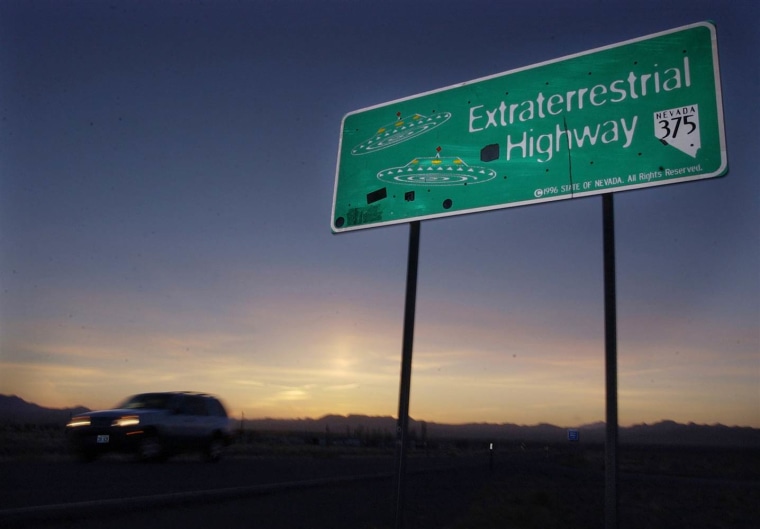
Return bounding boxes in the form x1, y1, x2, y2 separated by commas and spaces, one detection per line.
2, 443, 759, 529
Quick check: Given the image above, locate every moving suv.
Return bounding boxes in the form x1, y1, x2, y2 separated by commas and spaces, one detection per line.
65, 391, 233, 462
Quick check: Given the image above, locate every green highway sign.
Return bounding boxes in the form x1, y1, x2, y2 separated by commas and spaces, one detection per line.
331, 22, 726, 233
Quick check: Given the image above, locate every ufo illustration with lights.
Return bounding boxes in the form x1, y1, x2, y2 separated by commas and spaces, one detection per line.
377, 147, 497, 186
351, 111, 452, 155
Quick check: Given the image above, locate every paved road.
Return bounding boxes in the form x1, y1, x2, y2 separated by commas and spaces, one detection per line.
4, 449, 757, 529
1, 454, 400, 509
0, 452, 499, 528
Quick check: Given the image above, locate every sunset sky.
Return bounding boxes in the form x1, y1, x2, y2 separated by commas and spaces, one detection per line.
1, 0, 758, 428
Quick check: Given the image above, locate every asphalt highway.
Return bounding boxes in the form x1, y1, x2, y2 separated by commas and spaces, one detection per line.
4, 448, 757, 528
0, 452, 497, 529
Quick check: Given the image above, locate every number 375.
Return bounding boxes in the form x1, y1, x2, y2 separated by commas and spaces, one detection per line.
658, 115, 696, 140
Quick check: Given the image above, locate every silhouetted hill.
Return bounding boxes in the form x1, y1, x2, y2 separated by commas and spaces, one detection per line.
2, 395, 757, 447
243, 415, 760, 448
621, 420, 760, 447
0, 395, 89, 425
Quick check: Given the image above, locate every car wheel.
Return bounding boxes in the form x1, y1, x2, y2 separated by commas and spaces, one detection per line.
137, 434, 165, 462
204, 436, 225, 463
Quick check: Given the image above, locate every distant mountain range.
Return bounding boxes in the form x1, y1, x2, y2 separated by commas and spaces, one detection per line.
244, 414, 760, 447
2, 394, 758, 447
0, 394, 89, 425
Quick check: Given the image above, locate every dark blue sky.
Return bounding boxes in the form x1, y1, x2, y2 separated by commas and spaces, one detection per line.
1, 0, 758, 426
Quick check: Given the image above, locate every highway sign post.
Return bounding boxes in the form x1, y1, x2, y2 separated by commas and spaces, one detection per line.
334, 22, 726, 529
332, 21, 725, 233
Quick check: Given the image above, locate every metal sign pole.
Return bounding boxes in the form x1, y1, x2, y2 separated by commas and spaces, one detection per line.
602, 194, 619, 529
394, 220, 421, 529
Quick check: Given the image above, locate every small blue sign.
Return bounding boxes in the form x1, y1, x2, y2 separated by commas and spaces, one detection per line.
568, 429, 580, 442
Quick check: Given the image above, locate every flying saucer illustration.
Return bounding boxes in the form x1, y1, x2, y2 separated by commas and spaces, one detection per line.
377, 147, 497, 186
351, 111, 452, 155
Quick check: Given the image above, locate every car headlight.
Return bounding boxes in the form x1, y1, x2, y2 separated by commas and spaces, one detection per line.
66, 416, 91, 428
112, 415, 140, 427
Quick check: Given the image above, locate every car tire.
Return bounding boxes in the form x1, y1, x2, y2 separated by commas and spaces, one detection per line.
137, 434, 165, 462
204, 435, 225, 463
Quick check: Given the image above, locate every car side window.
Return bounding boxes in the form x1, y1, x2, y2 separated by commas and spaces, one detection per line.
206, 398, 227, 417
187, 396, 208, 416
167, 395, 183, 414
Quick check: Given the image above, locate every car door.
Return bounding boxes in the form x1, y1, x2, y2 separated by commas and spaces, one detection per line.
184, 395, 209, 445
166, 394, 197, 445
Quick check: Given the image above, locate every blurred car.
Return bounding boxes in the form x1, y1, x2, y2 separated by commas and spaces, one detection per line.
65, 391, 233, 462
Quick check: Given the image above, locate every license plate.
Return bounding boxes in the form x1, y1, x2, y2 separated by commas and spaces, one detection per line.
96, 435, 110, 444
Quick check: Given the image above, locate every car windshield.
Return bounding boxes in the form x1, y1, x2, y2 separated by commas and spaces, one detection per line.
116, 393, 174, 410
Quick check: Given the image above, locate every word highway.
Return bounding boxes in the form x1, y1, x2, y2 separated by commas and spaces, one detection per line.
467, 56, 691, 163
